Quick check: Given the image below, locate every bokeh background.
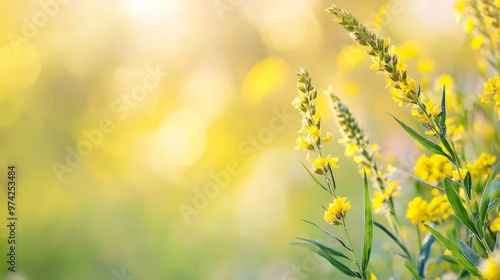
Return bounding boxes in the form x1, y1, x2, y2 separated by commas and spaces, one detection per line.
0, 0, 486, 279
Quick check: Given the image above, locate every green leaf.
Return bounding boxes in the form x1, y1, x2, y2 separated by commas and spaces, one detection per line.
438, 85, 447, 134
417, 233, 436, 278
488, 197, 500, 212
390, 114, 452, 160
362, 172, 373, 278
436, 255, 459, 266
403, 262, 424, 280
301, 220, 352, 252
373, 222, 410, 260
295, 237, 353, 261
299, 161, 330, 194
444, 178, 479, 237
479, 162, 500, 235
464, 171, 472, 200
424, 225, 481, 277
456, 240, 482, 266
399, 169, 444, 191
291, 242, 361, 278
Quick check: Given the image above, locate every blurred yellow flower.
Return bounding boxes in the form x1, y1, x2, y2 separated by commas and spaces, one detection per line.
414, 154, 453, 184
481, 254, 500, 280
471, 35, 485, 49
324, 196, 351, 225
491, 213, 500, 232
322, 132, 332, 143
406, 191, 453, 228
452, 168, 468, 181
312, 154, 340, 172
417, 58, 436, 73
308, 125, 320, 138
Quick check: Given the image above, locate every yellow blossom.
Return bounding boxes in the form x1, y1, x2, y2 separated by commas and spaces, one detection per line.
471, 35, 484, 49
295, 136, 312, 150
414, 154, 453, 184
322, 132, 332, 142
324, 196, 351, 225
312, 154, 339, 172
481, 254, 500, 280
452, 168, 468, 181
491, 213, 500, 232
344, 143, 359, 157
308, 125, 320, 138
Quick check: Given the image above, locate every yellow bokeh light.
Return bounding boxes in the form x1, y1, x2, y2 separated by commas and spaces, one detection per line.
147, 108, 207, 172
0, 42, 41, 90
241, 56, 289, 105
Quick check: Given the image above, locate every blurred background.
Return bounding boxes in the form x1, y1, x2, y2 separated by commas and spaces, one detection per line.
0, 0, 486, 279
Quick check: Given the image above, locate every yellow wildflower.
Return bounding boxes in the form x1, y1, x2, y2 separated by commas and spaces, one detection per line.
491, 213, 500, 232
452, 168, 468, 181
480, 254, 500, 280
308, 125, 320, 138
295, 136, 313, 150
324, 196, 351, 225
414, 154, 453, 184
322, 132, 332, 142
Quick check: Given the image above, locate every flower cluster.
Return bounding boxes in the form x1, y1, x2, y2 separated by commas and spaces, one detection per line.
414, 154, 453, 184
406, 189, 454, 231
480, 76, 500, 119
324, 196, 351, 225
455, 0, 500, 56
293, 68, 338, 176
328, 90, 400, 213
467, 152, 497, 181
327, 5, 444, 138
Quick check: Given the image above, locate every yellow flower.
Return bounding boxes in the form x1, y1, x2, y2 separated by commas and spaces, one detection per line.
471, 35, 484, 49
452, 168, 468, 181
295, 136, 312, 150
467, 152, 497, 181
464, 17, 475, 33
414, 154, 453, 184
491, 213, 500, 232
373, 191, 385, 213
324, 196, 351, 225
344, 143, 359, 157
322, 132, 332, 142
495, 0, 500, 8
481, 254, 500, 280
312, 154, 340, 172
417, 58, 435, 73
308, 125, 320, 138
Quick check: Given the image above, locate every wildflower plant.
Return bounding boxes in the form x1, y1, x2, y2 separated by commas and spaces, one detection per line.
289, 2, 500, 279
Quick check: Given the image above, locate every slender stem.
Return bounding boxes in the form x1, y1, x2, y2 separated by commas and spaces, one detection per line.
343, 219, 364, 279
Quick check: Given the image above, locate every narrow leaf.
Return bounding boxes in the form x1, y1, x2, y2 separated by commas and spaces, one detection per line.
424, 225, 481, 277
488, 197, 500, 212
479, 162, 500, 234
362, 172, 373, 277
302, 220, 352, 252
403, 262, 424, 280
299, 161, 329, 193
418, 233, 436, 278
374, 222, 410, 259
390, 114, 451, 160
295, 237, 353, 261
291, 242, 361, 278
464, 171, 472, 200
438, 85, 447, 131
444, 178, 479, 237
456, 240, 482, 266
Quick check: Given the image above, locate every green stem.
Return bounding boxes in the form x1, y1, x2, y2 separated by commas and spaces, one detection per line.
343, 219, 364, 279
